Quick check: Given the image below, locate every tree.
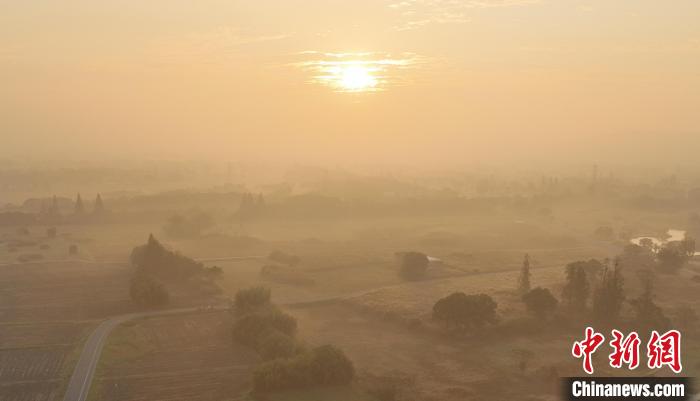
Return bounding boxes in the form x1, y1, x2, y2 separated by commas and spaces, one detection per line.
656, 242, 689, 273
433, 292, 498, 331
234, 287, 271, 313
130, 234, 206, 281
562, 263, 590, 312
252, 345, 354, 392
397, 251, 429, 280
618, 244, 655, 271
93, 193, 105, 214
259, 331, 297, 361
592, 263, 625, 326
522, 287, 558, 320
679, 236, 696, 258
68, 244, 79, 256
130, 274, 170, 307
517, 254, 531, 294
74, 193, 84, 215
308, 345, 355, 385
630, 271, 669, 332
594, 226, 614, 241
46, 227, 57, 238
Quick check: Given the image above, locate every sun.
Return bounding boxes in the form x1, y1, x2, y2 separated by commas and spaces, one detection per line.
337, 65, 378, 92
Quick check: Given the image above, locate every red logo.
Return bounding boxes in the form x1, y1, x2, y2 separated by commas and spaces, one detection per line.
572, 328, 682, 374
647, 330, 682, 373
572, 327, 605, 374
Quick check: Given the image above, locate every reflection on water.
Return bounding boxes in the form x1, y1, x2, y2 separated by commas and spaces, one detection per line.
630, 229, 700, 255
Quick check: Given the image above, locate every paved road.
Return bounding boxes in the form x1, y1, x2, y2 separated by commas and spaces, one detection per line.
61, 307, 206, 401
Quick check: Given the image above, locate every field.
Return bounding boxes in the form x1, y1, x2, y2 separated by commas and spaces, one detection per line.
0, 260, 130, 401
3, 203, 700, 401
89, 311, 258, 401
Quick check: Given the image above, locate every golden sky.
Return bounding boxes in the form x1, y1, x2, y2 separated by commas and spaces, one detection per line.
1, 1, 699, 165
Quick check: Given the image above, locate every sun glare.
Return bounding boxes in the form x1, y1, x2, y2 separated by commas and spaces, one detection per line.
296, 52, 422, 93
337, 66, 378, 92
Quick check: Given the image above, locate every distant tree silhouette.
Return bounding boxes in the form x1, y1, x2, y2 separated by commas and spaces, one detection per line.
433, 292, 497, 332
656, 242, 691, 273
522, 287, 558, 320
592, 262, 625, 326
630, 270, 669, 332
237, 192, 266, 219
518, 254, 531, 294
234, 286, 271, 313
74, 193, 85, 215
93, 193, 105, 214
130, 234, 206, 281
562, 262, 590, 312
252, 344, 354, 392
130, 274, 170, 307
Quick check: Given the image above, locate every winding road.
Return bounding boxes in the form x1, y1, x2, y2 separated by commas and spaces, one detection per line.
61, 307, 209, 401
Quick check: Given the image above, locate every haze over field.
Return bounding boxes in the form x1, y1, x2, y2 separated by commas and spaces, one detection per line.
2, 0, 700, 165
3, 3, 700, 401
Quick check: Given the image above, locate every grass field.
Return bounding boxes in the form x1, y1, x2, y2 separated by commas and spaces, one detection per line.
90, 311, 258, 401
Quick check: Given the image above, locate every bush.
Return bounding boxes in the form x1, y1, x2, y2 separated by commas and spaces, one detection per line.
656, 242, 690, 273
307, 345, 355, 385
130, 234, 206, 280
232, 306, 297, 347
234, 286, 271, 313
522, 287, 558, 319
252, 345, 354, 392
433, 292, 498, 331
68, 244, 79, 255
130, 274, 170, 307
259, 331, 298, 361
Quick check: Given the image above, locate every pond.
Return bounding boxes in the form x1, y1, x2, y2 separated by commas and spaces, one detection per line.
630, 229, 699, 255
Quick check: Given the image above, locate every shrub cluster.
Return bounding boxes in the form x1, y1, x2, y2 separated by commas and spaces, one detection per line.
253, 344, 355, 392
130, 274, 169, 307
231, 287, 355, 393
130, 234, 206, 281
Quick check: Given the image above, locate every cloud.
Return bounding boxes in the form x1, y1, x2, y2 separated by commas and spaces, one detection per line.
291, 51, 428, 92
388, 0, 541, 30
149, 28, 290, 63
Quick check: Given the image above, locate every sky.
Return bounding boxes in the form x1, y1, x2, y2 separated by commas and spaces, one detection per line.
1, 0, 699, 166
